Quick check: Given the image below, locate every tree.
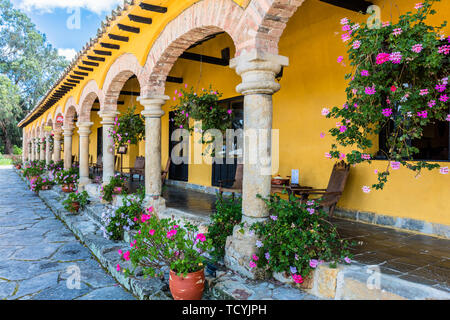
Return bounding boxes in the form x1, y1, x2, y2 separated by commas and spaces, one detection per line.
0, 0, 69, 153
0, 75, 21, 153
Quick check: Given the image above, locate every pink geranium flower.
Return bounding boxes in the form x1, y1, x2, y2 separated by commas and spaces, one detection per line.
149, 229, 155, 236
440, 167, 449, 175
362, 186, 371, 193
196, 233, 206, 242
376, 53, 390, 64
292, 274, 304, 284
365, 86, 376, 95
382, 108, 393, 117
391, 162, 401, 170
412, 44, 423, 53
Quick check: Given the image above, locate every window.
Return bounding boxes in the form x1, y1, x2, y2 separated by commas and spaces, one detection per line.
376, 110, 450, 161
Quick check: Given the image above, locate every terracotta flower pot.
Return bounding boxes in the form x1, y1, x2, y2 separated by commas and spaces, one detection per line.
71, 201, 80, 213
62, 184, 75, 193
41, 184, 51, 190
169, 269, 205, 300
113, 186, 123, 194
15, 165, 21, 170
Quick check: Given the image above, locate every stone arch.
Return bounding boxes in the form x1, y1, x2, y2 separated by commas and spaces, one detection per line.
78, 80, 104, 122
237, 0, 305, 56
46, 112, 53, 126
64, 97, 79, 127
141, 0, 244, 95
101, 53, 145, 111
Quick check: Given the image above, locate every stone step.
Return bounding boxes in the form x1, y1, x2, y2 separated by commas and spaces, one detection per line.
159, 207, 211, 234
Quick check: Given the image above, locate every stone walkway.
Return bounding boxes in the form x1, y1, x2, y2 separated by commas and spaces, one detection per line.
0, 166, 135, 300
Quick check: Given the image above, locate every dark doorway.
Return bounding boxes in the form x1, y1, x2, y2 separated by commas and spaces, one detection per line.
169, 111, 189, 182
212, 97, 244, 188
97, 127, 103, 159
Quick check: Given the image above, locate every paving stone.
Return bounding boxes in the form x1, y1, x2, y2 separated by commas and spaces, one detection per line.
11, 243, 63, 261
51, 242, 92, 262
75, 285, 135, 300
31, 282, 92, 300
10, 271, 60, 299
0, 280, 18, 298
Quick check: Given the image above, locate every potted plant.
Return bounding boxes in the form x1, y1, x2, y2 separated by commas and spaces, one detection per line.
120, 212, 213, 300
55, 168, 79, 193
62, 191, 89, 213
12, 157, 22, 170
30, 176, 54, 193
100, 173, 128, 202
23, 166, 44, 181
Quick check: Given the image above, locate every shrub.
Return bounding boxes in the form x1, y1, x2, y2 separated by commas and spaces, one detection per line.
12, 145, 22, 155
250, 194, 353, 284
208, 195, 242, 260
119, 213, 213, 278
101, 188, 145, 240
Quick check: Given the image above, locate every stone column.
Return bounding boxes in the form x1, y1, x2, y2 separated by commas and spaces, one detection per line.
224, 53, 289, 279
63, 126, 74, 170
22, 129, 26, 163
39, 135, 45, 161
53, 130, 62, 162
76, 122, 93, 188
138, 95, 169, 213
45, 133, 52, 165
30, 140, 34, 161
33, 139, 37, 161
99, 111, 119, 184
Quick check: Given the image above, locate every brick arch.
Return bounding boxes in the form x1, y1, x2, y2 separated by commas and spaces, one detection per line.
64, 97, 79, 127
101, 53, 145, 111
79, 80, 104, 122
141, 0, 244, 96
237, 0, 305, 56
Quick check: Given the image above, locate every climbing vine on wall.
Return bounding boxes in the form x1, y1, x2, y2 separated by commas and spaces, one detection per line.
326, 0, 450, 191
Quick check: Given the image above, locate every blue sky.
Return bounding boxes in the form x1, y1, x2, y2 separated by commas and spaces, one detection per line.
11, 0, 123, 61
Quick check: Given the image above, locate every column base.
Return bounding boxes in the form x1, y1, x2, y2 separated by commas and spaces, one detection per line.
143, 195, 166, 215
78, 178, 92, 191
224, 223, 268, 280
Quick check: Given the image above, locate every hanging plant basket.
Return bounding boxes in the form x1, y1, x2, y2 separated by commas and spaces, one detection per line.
172, 86, 233, 144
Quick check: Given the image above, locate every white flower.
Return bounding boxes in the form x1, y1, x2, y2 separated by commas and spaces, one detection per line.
321, 108, 330, 116
362, 186, 371, 193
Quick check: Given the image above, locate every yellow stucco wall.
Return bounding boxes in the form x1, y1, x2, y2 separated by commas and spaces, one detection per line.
24, 0, 450, 226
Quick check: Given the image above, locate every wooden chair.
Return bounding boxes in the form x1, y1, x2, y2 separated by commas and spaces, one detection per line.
92, 154, 103, 174
124, 156, 145, 181
161, 157, 171, 186
218, 164, 243, 198
290, 161, 350, 217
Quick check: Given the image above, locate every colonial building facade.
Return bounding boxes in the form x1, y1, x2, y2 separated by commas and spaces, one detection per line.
19, 0, 450, 278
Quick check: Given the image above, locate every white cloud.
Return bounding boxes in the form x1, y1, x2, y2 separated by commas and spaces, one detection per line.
14, 0, 123, 14
58, 48, 77, 61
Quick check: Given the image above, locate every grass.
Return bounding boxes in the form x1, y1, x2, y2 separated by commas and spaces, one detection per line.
0, 155, 13, 165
